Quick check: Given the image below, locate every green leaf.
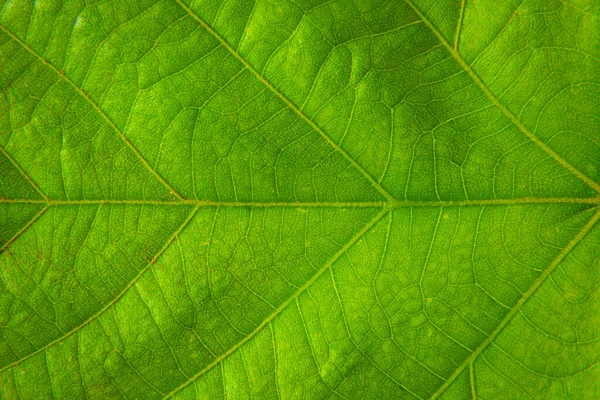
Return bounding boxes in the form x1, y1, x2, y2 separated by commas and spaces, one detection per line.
0, 0, 599, 398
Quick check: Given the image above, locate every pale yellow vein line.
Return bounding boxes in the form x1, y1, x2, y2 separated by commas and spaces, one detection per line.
454, 0, 466, 51
402, 0, 600, 194
390, 197, 600, 207
0, 205, 48, 254
0, 24, 184, 200
0, 144, 48, 201
0, 197, 598, 207
0, 205, 199, 374
174, 0, 394, 202
0, 199, 389, 207
430, 207, 600, 399
469, 362, 477, 399
162, 208, 390, 399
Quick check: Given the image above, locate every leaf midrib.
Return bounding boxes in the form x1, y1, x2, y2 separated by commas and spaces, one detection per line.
1, 197, 599, 207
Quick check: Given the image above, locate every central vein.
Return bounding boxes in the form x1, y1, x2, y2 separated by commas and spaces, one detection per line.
1, 197, 598, 207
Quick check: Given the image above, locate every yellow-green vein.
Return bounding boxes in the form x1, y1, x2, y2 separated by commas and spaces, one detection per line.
0, 197, 598, 207
0, 144, 48, 201
454, 0, 466, 50
0, 24, 184, 200
402, 0, 600, 194
0, 204, 199, 373
174, 0, 394, 202
162, 207, 390, 399
430, 207, 600, 399
0, 205, 48, 254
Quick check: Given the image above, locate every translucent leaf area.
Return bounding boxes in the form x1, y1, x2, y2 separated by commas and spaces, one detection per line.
1, 0, 599, 398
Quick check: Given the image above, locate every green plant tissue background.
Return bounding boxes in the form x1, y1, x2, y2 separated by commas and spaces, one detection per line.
0, 0, 599, 398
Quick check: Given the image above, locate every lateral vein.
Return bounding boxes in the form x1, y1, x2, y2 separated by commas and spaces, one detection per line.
0, 24, 184, 200
0, 205, 199, 373
454, 0, 466, 51
430, 207, 600, 399
173, 0, 394, 201
0, 205, 48, 254
0, 144, 49, 201
162, 208, 390, 399
401, 0, 600, 194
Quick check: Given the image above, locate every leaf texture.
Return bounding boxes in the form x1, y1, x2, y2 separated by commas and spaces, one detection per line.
0, 0, 599, 399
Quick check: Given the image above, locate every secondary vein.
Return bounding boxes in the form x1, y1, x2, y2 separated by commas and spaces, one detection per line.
0, 143, 49, 201
0, 205, 48, 254
430, 207, 600, 399
0, 205, 199, 374
173, 0, 394, 202
162, 207, 390, 399
401, 0, 600, 194
454, 0, 466, 51
0, 23, 184, 200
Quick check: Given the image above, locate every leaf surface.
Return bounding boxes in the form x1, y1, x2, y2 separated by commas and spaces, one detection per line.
0, 0, 599, 399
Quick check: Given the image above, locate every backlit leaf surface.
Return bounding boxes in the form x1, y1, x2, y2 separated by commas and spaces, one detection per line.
0, 0, 599, 398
